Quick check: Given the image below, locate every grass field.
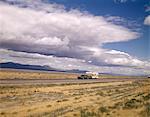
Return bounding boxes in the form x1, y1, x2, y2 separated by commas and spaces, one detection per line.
0, 69, 79, 79
0, 79, 150, 116
0, 69, 146, 79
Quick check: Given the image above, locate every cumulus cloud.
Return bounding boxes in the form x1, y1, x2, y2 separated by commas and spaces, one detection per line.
1, 0, 65, 13
0, 1, 139, 58
81, 47, 149, 68
0, 48, 86, 70
0, 0, 149, 75
104, 50, 143, 66
144, 15, 150, 26
105, 16, 140, 31
0, 49, 149, 75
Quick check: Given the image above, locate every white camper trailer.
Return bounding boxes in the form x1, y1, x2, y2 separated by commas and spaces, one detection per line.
77, 72, 99, 79
86, 72, 99, 79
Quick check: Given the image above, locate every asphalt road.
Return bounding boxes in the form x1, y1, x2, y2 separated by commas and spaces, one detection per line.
0, 78, 147, 85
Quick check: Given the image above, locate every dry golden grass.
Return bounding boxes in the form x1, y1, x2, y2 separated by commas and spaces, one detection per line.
0, 79, 150, 117
0, 69, 78, 79
98, 74, 146, 79
0, 69, 146, 80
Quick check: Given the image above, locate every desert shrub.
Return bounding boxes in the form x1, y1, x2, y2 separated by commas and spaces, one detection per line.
74, 97, 80, 100
95, 91, 105, 96
140, 103, 150, 117
145, 103, 150, 116
56, 99, 68, 102
62, 99, 69, 102
27, 109, 32, 112
98, 106, 109, 113
123, 98, 141, 109
80, 109, 97, 117
73, 113, 77, 116
110, 102, 123, 109
46, 104, 52, 107
56, 100, 61, 102
136, 92, 144, 97
0, 112, 5, 115
143, 93, 150, 101
12, 111, 18, 114
44, 107, 69, 117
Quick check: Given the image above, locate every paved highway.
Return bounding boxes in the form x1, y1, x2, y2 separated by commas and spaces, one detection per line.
0, 78, 147, 85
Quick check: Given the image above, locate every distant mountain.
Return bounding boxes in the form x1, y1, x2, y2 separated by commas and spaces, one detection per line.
0, 62, 57, 71
0, 62, 87, 73
64, 69, 88, 74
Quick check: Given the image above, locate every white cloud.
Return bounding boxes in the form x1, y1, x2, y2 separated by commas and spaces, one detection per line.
1, 0, 65, 13
82, 47, 148, 67
0, 48, 85, 70
104, 50, 143, 66
114, 0, 136, 3
35, 36, 69, 46
114, 0, 128, 3
0, 49, 149, 75
145, 6, 150, 12
144, 15, 150, 26
0, 0, 149, 75
0, 2, 139, 56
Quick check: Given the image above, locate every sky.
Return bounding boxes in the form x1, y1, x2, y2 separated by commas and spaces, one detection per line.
0, 0, 150, 75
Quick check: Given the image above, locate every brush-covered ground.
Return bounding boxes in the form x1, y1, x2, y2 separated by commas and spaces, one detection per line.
0, 79, 150, 117
0, 69, 78, 79
0, 69, 145, 79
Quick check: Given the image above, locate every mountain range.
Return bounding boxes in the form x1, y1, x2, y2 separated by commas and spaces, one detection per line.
0, 62, 87, 73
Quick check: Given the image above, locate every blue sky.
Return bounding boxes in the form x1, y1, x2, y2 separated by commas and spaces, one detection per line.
48, 0, 149, 20
47, 0, 149, 60
0, 0, 150, 75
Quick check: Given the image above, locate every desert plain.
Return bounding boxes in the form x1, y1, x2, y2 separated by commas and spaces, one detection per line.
0, 69, 150, 117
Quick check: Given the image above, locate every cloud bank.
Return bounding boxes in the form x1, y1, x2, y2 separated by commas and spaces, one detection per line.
1, 49, 149, 75
0, 0, 149, 75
